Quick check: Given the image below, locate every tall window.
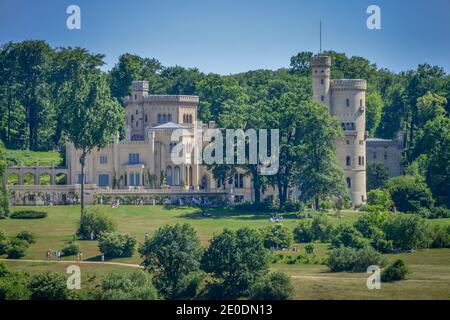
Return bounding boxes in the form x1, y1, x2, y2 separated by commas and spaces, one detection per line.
128, 153, 139, 164
77, 174, 86, 184
321, 95, 324, 102
98, 174, 109, 187
346, 156, 351, 166
99, 155, 108, 164
166, 166, 173, 186
234, 173, 239, 188
129, 173, 140, 186
239, 174, 244, 188
346, 177, 351, 189
360, 99, 363, 107
174, 166, 180, 186
346, 99, 350, 107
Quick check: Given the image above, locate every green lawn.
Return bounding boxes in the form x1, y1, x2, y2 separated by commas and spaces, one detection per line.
1, 205, 449, 300
5, 149, 63, 167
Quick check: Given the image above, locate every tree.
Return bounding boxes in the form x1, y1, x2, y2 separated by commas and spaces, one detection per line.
289, 51, 313, 75
58, 70, 124, 213
382, 213, 429, 251
387, 176, 434, 213
76, 209, 116, 240
381, 259, 409, 282
367, 189, 393, 209
260, 224, 292, 249
27, 272, 69, 300
249, 272, 293, 300
366, 163, 389, 191
366, 91, 383, 137
201, 228, 269, 298
139, 224, 203, 299
331, 225, 370, 249
98, 232, 136, 258
0, 141, 9, 219
100, 271, 158, 300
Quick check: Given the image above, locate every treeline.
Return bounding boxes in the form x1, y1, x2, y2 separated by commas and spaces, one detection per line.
0, 40, 449, 207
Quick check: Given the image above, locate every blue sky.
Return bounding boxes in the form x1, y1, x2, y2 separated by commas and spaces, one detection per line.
0, 0, 449, 74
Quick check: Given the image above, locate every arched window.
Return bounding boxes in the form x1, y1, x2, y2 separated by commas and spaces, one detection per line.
234, 173, 239, 188
157, 114, 161, 123
346, 177, 351, 189
166, 166, 173, 186
162, 114, 167, 123
346, 156, 351, 166
189, 166, 193, 187
189, 114, 193, 123
239, 174, 244, 188
174, 166, 180, 186
168, 114, 172, 122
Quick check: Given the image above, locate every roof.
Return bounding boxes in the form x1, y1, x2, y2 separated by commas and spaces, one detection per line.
152, 122, 188, 130
366, 138, 394, 142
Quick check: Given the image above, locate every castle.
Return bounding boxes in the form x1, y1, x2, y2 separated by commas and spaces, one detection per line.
4, 55, 403, 206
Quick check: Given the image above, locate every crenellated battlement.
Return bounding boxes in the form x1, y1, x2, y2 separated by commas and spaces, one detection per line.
124, 95, 200, 105
310, 55, 331, 67
330, 79, 367, 91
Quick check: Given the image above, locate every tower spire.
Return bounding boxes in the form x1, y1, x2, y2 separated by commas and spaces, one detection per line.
319, 21, 322, 54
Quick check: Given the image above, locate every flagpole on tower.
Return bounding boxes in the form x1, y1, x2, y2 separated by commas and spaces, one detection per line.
319, 21, 322, 54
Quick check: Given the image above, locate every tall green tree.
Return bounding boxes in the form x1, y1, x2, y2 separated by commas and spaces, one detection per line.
366, 91, 383, 137
58, 71, 123, 213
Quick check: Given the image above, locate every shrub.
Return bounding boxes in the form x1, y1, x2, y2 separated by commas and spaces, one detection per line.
381, 259, 409, 282
281, 199, 304, 213
27, 272, 69, 300
382, 214, 429, 251
292, 220, 312, 243
0, 262, 10, 277
6, 239, 29, 259
304, 243, 315, 254
387, 176, 434, 213
331, 225, 370, 249
173, 272, 203, 300
76, 209, 116, 240
98, 232, 136, 258
100, 271, 158, 300
428, 225, 450, 248
428, 207, 450, 219
327, 246, 385, 272
367, 189, 393, 209
260, 225, 292, 249
353, 246, 386, 272
0, 184, 9, 219
0, 272, 31, 300
0, 231, 9, 255
327, 246, 358, 272
62, 241, 80, 256
16, 231, 35, 244
249, 272, 293, 300
10, 210, 47, 219
354, 206, 389, 238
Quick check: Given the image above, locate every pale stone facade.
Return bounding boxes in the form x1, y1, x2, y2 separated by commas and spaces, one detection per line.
366, 132, 405, 177
311, 55, 367, 205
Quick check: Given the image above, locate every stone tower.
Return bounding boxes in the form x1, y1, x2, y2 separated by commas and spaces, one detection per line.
310, 55, 367, 205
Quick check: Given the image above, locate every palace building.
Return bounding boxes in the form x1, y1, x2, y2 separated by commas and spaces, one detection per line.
3, 55, 403, 206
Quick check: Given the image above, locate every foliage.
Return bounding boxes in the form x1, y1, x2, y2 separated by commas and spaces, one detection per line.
387, 176, 434, 213
98, 232, 136, 258
27, 272, 69, 300
76, 209, 116, 240
327, 246, 385, 272
331, 225, 370, 249
139, 223, 203, 299
367, 189, 393, 209
366, 91, 383, 137
201, 228, 269, 299
62, 241, 80, 256
382, 213, 429, 251
100, 271, 158, 300
292, 214, 333, 243
10, 210, 47, 219
249, 272, 294, 300
16, 231, 35, 244
427, 224, 450, 248
366, 163, 390, 191
260, 224, 292, 249
0, 271, 31, 300
381, 259, 409, 282
6, 238, 29, 259
0, 230, 9, 255
172, 272, 204, 300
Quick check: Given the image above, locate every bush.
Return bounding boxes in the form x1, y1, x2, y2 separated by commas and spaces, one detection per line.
327, 246, 358, 272
428, 207, 450, 219
260, 224, 292, 249
76, 209, 116, 240
98, 232, 136, 258
327, 246, 385, 272
304, 243, 315, 254
0, 231, 9, 255
100, 271, 158, 300
292, 220, 312, 243
16, 231, 35, 244
0, 185, 9, 219
27, 272, 69, 300
382, 214, 429, 251
354, 206, 389, 238
0, 262, 10, 277
387, 176, 434, 213
381, 259, 409, 282
331, 225, 370, 249
249, 272, 293, 300
173, 272, 203, 300
292, 214, 333, 243
0, 272, 31, 300
428, 225, 450, 248
281, 199, 304, 213
367, 189, 393, 209
10, 210, 47, 219
62, 241, 80, 256
6, 239, 29, 259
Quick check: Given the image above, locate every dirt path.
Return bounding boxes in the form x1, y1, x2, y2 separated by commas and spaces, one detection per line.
0, 258, 144, 269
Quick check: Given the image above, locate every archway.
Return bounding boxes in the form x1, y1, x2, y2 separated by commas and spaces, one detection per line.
24, 173, 35, 185
56, 173, 68, 185
7, 173, 19, 185
40, 173, 51, 185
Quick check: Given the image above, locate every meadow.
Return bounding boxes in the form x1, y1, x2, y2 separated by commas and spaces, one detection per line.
1, 205, 449, 300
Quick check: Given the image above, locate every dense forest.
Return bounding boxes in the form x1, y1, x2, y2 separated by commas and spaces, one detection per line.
0, 40, 449, 208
